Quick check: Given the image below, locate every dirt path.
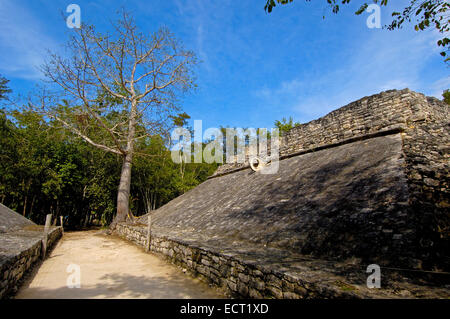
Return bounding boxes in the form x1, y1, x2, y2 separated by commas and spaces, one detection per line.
16, 230, 225, 299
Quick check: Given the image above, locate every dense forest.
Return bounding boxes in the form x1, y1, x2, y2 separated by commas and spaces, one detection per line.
0, 99, 217, 229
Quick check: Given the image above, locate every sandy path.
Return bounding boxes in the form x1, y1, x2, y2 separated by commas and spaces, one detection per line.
15, 230, 225, 299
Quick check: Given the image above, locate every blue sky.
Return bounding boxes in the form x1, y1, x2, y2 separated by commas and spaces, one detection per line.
0, 0, 448, 130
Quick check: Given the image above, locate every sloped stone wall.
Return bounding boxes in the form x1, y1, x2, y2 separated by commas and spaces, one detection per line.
0, 203, 35, 233
114, 89, 448, 298
400, 96, 450, 269
135, 134, 417, 267
208, 89, 449, 270
0, 227, 62, 298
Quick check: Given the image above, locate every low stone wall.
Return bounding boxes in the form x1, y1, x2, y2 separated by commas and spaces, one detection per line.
0, 227, 62, 298
114, 223, 439, 299
115, 223, 334, 298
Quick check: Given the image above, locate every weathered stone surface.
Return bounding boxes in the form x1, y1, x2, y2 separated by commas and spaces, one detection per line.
249, 288, 263, 299
0, 203, 34, 234
115, 89, 449, 299
114, 223, 450, 299
0, 205, 63, 299
136, 134, 412, 265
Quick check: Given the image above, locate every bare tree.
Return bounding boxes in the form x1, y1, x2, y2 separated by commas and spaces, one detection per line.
32, 11, 197, 225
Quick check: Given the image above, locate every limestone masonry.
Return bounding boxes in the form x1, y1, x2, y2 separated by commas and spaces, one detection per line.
115, 89, 449, 298
0, 203, 62, 298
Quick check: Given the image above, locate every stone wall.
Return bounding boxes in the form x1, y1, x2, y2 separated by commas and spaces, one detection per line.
114, 224, 364, 298
212, 89, 448, 178
114, 223, 319, 298
114, 89, 449, 298
208, 88, 449, 270
400, 96, 450, 269
279, 89, 423, 156
114, 223, 449, 298
0, 226, 62, 298
134, 134, 420, 267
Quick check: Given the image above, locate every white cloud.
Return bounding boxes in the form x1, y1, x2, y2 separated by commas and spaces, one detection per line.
173, 0, 213, 72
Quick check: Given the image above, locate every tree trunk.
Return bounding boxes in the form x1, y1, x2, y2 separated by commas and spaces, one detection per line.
115, 151, 133, 223
22, 195, 27, 216
113, 99, 137, 226
29, 196, 35, 218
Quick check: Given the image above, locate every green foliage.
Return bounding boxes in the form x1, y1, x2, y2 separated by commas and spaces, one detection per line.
443, 89, 450, 105
0, 108, 216, 228
388, 1, 449, 61
274, 116, 300, 135
170, 112, 191, 128
264, 0, 449, 62
265, 0, 293, 13
0, 75, 12, 100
